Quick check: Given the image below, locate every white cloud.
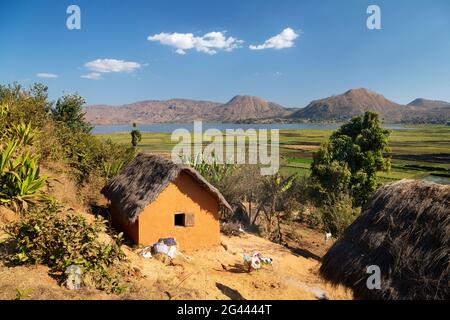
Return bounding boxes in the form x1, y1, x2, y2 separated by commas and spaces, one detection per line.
249, 28, 299, 50
147, 31, 243, 55
81, 72, 101, 80
84, 59, 141, 73
36, 73, 59, 78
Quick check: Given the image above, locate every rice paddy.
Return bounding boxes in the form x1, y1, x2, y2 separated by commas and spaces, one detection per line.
97, 124, 450, 183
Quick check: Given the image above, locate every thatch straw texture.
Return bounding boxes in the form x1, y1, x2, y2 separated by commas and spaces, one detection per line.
101, 154, 232, 222
320, 179, 449, 300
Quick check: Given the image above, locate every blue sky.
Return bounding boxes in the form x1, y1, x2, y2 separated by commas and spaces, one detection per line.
1, 0, 449, 107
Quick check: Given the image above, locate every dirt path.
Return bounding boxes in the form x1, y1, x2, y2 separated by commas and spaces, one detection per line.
124, 233, 351, 300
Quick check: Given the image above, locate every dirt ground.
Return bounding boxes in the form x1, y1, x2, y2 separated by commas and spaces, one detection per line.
0, 223, 352, 300
0, 160, 353, 300
134, 232, 352, 300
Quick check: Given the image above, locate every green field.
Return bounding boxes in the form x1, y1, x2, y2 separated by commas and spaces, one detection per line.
97, 125, 450, 183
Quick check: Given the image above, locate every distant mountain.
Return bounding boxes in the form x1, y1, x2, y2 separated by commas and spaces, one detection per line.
215, 95, 293, 122
400, 98, 450, 123
290, 88, 403, 121
85, 99, 221, 125
290, 88, 450, 123
408, 98, 450, 109
84, 89, 450, 125
84, 96, 294, 125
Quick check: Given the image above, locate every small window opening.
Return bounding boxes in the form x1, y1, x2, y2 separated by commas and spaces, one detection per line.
174, 213, 186, 227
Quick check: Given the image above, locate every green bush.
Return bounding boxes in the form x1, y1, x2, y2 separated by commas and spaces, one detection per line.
306, 209, 321, 229
5, 205, 128, 293
320, 193, 358, 237
51, 93, 93, 134
1, 83, 134, 185
57, 126, 135, 183
0, 83, 52, 130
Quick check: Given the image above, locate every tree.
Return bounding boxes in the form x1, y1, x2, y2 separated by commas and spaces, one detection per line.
130, 123, 142, 147
52, 93, 92, 133
256, 173, 299, 243
311, 111, 390, 208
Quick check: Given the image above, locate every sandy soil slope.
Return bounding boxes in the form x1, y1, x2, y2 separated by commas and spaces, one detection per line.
0, 227, 351, 300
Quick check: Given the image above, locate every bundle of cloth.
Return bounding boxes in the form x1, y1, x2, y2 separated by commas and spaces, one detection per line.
243, 251, 273, 272
139, 237, 177, 261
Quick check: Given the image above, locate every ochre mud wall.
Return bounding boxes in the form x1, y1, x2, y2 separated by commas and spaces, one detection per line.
110, 171, 220, 251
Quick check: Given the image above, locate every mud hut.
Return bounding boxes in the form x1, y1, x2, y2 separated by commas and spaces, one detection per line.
101, 154, 231, 250
320, 179, 449, 300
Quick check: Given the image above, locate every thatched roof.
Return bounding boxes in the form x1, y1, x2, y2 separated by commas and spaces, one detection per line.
320, 179, 449, 300
101, 153, 232, 223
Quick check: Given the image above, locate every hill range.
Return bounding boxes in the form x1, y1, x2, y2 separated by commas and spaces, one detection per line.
84, 88, 450, 125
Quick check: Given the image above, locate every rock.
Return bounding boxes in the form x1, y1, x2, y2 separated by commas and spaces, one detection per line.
0, 206, 19, 225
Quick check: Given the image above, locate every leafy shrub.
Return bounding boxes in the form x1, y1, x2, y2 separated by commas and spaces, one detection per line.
5, 205, 128, 293
51, 93, 93, 134
220, 221, 243, 236
1, 83, 134, 186
220, 165, 266, 223
57, 126, 135, 183
0, 83, 52, 130
306, 209, 322, 229
320, 193, 358, 236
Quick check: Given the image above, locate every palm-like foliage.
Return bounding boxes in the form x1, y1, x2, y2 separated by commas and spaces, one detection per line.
102, 161, 124, 180
0, 102, 9, 117
0, 102, 10, 142
0, 129, 47, 211
9, 122, 35, 146
181, 153, 236, 185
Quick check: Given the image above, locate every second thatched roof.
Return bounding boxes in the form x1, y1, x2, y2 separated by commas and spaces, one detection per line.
101, 153, 232, 223
320, 179, 449, 300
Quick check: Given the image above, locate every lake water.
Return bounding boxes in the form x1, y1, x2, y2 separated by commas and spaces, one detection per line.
92, 123, 409, 134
